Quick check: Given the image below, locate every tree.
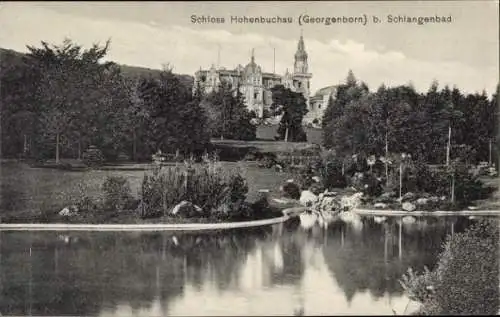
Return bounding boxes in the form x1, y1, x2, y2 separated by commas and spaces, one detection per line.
270, 85, 308, 142
24, 38, 120, 162
203, 82, 256, 141
322, 71, 369, 152
137, 69, 210, 154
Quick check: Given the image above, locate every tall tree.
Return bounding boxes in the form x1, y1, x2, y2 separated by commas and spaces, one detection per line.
270, 85, 308, 142
138, 69, 210, 154
203, 82, 256, 141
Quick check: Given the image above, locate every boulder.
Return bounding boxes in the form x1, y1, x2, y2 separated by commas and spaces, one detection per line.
416, 198, 429, 205
428, 196, 440, 203
317, 196, 341, 213
402, 202, 416, 212
311, 176, 321, 183
59, 205, 79, 217
402, 192, 416, 202
340, 192, 364, 211
171, 201, 203, 217
300, 190, 318, 207
374, 202, 388, 209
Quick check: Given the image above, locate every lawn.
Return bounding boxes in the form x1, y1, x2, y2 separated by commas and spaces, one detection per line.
256, 124, 323, 144
0, 161, 294, 220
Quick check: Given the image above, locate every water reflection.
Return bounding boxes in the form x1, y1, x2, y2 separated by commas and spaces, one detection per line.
0, 217, 482, 316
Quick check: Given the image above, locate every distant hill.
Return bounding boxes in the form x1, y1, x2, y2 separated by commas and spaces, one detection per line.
0, 47, 194, 90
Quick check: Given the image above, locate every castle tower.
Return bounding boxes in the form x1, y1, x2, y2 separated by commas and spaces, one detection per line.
292, 32, 312, 108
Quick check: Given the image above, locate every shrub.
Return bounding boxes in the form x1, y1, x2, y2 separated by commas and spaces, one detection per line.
387, 161, 494, 208
102, 176, 134, 211
400, 219, 499, 315
139, 156, 250, 219
82, 145, 105, 166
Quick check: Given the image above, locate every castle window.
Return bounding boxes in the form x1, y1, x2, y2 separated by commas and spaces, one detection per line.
201, 75, 206, 82
318, 104, 321, 109
254, 92, 258, 100
298, 82, 302, 88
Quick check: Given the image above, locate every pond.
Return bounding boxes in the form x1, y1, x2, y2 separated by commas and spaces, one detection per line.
0, 162, 494, 315
0, 216, 486, 316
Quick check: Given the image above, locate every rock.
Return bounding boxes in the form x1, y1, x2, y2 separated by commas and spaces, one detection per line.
300, 190, 318, 207
286, 179, 294, 183
429, 196, 440, 203
171, 201, 203, 217
340, 192, 364, 211
59, 206, 78, 216
312, 176, 321, 183
323, 191, 338, 197
467, 206, 478, 210
374, 216, 387, 224
381, 191, 396, 199
402, 192, 416, 202
374, 202, 388, 209
275, 164, 283, 172
416, 198, 428, 205
440, 196, 447, 201
317, 196, 341, 213
402, 202, 416, 212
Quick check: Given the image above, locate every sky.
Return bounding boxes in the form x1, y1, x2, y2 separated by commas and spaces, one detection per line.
0, 1, 498, 95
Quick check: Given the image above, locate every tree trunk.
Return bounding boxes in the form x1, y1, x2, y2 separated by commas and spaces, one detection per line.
77, 140, 81, 160
450, 172, 455, 203
446, 124, 451, 166
342, 161, 345, 176
489, 139, 492, 165
399, 163, 403, 199
385, 131, 389, 184
132, 130, 137, 162
56, 133, 60, 164
23, 134, 27, 157
285, 125, 289, 142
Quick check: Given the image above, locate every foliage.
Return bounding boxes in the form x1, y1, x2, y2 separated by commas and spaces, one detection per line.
82, 145, 105, 166
138, 156, 250, 220
400, 219, 499, 315
0, 41, 205, 162
137, 69, 210, 155
203, 82, 257, 141
270, 85, 308, 142
102, 176, 134, 211
385, 160, 494, 207
321, 71, 498, 166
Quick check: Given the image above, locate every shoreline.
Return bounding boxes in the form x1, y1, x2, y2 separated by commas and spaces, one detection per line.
0, 214, 291, 232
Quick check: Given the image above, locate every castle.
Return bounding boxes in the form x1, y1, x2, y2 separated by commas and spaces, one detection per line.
193, 34, 334, 124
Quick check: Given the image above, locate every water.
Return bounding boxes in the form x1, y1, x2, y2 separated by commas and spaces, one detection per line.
0, 162, 490, 315
0, 217, 479, 316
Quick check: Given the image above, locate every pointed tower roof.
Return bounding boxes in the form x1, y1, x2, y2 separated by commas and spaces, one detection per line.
244, 47, 261, 74
295, 31, 308, 59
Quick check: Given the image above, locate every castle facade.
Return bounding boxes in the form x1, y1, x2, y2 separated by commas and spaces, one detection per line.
193, 35, 313, 118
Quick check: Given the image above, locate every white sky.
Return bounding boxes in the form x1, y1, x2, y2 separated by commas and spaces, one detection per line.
0, 1, 498, 95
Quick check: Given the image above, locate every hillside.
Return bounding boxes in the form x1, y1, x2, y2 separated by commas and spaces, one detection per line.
0, 47, 194, 89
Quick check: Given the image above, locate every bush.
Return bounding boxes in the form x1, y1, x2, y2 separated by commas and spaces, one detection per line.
139, 156, 250, 219
102, 176, 134, 211
82, 145, 105, 166
400, 219, 499, 315
387, 161, 494, 208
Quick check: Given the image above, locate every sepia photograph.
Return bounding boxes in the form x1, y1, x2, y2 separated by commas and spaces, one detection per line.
0, 1, 498, 315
